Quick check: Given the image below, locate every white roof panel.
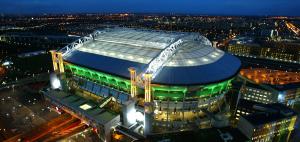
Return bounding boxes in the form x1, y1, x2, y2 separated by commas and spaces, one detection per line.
72, 28, 224, 67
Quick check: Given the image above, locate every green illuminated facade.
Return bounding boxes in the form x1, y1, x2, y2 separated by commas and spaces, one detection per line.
64, 62, 232, 101
65, 63, 131, 92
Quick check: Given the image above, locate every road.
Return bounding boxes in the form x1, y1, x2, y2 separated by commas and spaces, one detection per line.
4, 113, 87, 142
285, 21, 300, 36
41, 121, 87, 142
0, 82, 58, 141
0, 73, 91, 142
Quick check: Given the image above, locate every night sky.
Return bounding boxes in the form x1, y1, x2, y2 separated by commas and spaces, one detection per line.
1, 0, 300, 16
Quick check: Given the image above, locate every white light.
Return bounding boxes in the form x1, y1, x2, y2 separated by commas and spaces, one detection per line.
211, 54, 217, 58
154, 109, 159, 114
187, 60, 194, 64
214, 52, 220, 56
127, 109, 144, 124
50, 73, 61, 89
278, 93, 285, 102
127, 109, 136, 124
109, 52, 116, 56
202, 58, 209, 62
80, 104, 92, 110
136, 112, 144, 122
52, 78, 61, 89
128, 56, 134, 60
2, 61, 13, 66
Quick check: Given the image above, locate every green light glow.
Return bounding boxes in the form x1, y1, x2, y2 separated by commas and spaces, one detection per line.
152, 79, 232, 100
64, 63, 233, 100
64, 63, 131, 92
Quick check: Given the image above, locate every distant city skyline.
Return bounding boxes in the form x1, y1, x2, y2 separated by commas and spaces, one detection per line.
1, 0, 300, 16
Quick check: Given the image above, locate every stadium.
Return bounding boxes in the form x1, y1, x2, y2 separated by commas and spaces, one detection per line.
45, 28, 241, 141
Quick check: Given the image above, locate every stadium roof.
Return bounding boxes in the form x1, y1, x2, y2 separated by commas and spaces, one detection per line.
63, 28, 241, 85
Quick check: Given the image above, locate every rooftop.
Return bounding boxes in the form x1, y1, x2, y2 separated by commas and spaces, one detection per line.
244, 79, 300, 92
66, 28, 223, 67
238, 99, 297, 126
45, 90, 119, 125
240, 68, 300, 85
63, 28, 241, 85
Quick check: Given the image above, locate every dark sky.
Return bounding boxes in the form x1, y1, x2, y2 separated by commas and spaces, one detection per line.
1, 0, 300, 16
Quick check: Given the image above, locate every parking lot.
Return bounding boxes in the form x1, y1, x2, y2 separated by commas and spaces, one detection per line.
0, 83, 59, 141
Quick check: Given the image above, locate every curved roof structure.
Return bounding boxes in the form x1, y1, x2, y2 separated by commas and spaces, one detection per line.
63, 28, 241, 85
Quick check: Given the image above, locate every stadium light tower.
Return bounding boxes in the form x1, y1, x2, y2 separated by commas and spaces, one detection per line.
50, 50, 64, 73
128, 67, 137, 98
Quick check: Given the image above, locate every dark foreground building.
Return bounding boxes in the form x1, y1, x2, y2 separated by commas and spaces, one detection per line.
237, 101, 297, 142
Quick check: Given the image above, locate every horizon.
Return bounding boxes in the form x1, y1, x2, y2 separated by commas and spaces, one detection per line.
1, 0, 300, 17
1, 12, 300, 18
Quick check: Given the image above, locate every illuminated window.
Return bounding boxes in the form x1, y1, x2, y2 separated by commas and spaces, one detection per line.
79, 104, 92, 110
